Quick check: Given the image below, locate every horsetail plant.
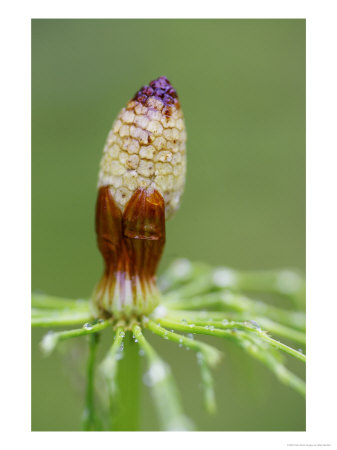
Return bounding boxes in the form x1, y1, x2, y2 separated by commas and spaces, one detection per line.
32, 76, 306, 431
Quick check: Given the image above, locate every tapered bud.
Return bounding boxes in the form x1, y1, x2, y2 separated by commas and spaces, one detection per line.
92, 77, 186, 319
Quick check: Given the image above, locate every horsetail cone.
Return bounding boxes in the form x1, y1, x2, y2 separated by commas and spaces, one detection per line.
92, 76, 187, 319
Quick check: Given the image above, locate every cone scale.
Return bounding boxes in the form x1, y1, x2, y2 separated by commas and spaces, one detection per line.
92, 77, 186, 319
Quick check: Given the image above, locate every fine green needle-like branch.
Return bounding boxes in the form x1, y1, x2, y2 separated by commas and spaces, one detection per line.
147, 319, 222, 367
132, 324, 194, 431
32, 293, 90, 311
100, 327, 125, 429
238, 332, 306, 397
160, 260, 305, 307
82, 333, 100, 431
40, 320, 111, 355
166, 309, 306, 344
157, 317, 305, 396
164, 291, 305, 331
32, 310, 93, 327
164, 315, 305, 363
147, 319, 220, 414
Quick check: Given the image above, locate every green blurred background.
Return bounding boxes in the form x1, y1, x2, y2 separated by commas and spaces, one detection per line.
32, 19, 305, 431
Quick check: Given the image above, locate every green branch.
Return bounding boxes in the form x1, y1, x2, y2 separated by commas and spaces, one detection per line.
147, 319, 221, 367
40, 320, 111, 355
157, 317, 305, 397
165, 309, 305, 344
164, 291, 305, 331
82, 333, 100, 431
32, 293, 89, 310
147, 319, 220, 414
32, 310, 93, 327
161, 259, 305, 306
133, 324, 194, 431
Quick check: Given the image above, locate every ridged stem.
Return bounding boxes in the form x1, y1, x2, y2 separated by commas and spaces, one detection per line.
82, 333, 99, 430
112, 331, 141, 431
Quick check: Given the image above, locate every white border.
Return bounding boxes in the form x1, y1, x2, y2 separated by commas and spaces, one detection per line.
1, 1, 336, 449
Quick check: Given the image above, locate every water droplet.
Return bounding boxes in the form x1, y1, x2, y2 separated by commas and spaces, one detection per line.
97, 318, 105, 324
139, 349, 145, 356
187, 333, 194, 340
83, 323, 93, 330
179, 338, 183, 344
120, 331, 125, 338
209, 325, 215, 330
134, 339, 138, 343
188, 323, 195, 328
298, 348, 303, 353
249, 321, 261, 331
181, 318, 187, 324
222, 319, 229, 325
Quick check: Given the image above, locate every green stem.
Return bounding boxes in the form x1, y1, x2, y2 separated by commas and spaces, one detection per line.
160, 317, 305, 363
158, 318, 305, 397
198, 352, 216, 414
112, 330, 141, 431
32, 311, 93, 327
164, 291, 305, 331
82, 333, 99, 431
40, 320, 111, 355
147, 319, 221, 366
165, 310, 306, 344
100, 327, 125, 430
240, 333, 306, 397
133, 324, 194, 431
32, 293, 89, 310
147, 319, 219, 414
161, 260, 305, 306
158, 259, 210, 292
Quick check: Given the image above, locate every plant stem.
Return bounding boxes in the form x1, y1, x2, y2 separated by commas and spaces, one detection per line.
112, 330, 141, 431
40, 320, 111, 355
164, 291, 306, 330
31, 311, 93, 327
32, 293, 89, 310
160, 317, 305, 363
161, 260, 305, 306
147, 319, 221, 366
82, 333, 99, 430
147, 319, 218, 414
133, 324, 194, 431
100, 327, 125, 430
166, 310, 306, 344
166, 315, 306, 362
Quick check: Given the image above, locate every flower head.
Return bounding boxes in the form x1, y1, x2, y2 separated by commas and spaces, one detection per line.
98, 76, 186, 218
93, 77, 186, 320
